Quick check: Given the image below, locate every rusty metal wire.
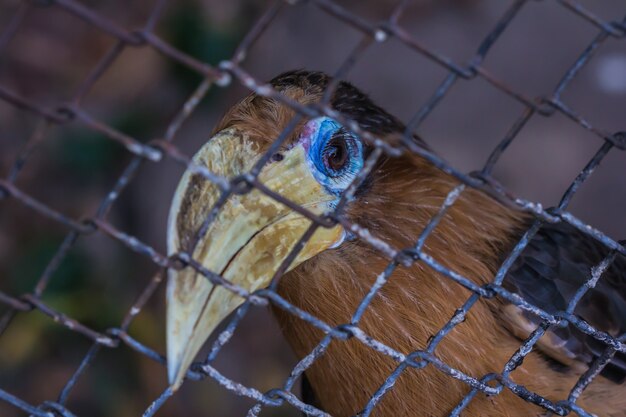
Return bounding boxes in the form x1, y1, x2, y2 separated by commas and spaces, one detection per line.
1, 0, 625, 416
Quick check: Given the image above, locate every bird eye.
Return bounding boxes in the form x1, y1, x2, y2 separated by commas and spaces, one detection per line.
305, 117, 363, 195
323, 135, 350, 175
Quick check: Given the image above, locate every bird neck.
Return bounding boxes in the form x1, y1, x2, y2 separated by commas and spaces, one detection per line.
273, 171, 545, 415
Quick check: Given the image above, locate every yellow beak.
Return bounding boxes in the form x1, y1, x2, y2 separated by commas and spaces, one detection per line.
166, 129, 343, 390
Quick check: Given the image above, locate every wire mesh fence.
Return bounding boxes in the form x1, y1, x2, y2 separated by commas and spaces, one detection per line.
0, 0, 625, 416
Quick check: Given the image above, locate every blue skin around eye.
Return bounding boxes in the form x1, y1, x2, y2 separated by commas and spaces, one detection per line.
307, 118, 364, 197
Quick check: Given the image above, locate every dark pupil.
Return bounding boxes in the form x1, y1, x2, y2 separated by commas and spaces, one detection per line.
325, 138, 348, 172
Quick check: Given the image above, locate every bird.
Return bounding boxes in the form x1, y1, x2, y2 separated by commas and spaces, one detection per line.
165, 70, 626, 416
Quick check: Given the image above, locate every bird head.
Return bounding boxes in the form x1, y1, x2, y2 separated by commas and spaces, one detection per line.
166, 70, 436, 389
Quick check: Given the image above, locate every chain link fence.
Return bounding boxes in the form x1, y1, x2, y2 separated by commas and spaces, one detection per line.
1, 0, 625, 416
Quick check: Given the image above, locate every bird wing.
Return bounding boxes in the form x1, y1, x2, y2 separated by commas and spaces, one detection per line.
501, 222, 626, 383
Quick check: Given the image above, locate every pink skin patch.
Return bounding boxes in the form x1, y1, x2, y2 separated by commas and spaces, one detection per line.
298, 117, 324, 152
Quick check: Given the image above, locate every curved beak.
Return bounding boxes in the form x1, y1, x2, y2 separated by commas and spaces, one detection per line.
166, 129, 343, 390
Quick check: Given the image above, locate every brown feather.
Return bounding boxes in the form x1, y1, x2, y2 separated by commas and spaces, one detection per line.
214, 71, 625, 416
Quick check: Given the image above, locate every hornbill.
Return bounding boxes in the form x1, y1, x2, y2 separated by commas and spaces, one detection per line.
165, 70, 626, 416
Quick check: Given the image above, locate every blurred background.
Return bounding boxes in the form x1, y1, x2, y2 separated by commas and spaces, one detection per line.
0, 0, 624, 416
